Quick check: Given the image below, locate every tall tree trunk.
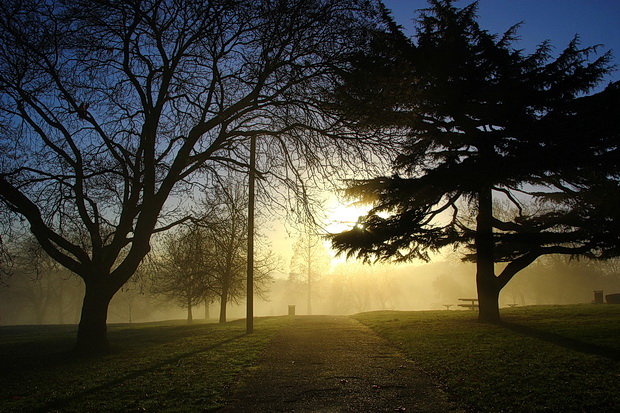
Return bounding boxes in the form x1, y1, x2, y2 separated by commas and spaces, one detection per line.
219, 287, 228, 323
476, 270, 501, 322
204, 300, 210, 320
75, 281, 113, 355
187, 297, 193, 323
476, 184, 501, 323
57, 287, 65, 324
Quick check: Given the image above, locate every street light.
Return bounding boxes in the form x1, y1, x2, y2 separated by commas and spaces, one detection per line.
246, 133, 256, 334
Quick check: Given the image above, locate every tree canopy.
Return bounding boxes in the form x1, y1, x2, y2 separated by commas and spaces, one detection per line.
330, 0, 620, 321
150, 225, 213, 323
289, 228, 331, 315
201, 179, 276, 322
0, 0, 384, 353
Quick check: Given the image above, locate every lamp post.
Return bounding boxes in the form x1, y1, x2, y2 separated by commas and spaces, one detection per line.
246, 133, 256, 334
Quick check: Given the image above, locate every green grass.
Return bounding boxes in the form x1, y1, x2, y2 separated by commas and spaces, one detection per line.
0, 317, 293, 413
3, 306, 619, 412
353, 305, 620, 412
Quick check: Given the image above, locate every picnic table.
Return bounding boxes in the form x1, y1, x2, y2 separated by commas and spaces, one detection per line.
458, 298, 479, 310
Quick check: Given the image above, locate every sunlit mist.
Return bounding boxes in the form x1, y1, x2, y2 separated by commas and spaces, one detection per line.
324, 197, 371, 234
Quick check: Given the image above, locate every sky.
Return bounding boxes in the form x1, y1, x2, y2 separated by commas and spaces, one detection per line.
382, 0, 620, 83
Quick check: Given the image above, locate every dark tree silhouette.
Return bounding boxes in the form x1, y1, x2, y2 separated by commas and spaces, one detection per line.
201, 180, 276, 323
330, 0, 620, 322
0, 0, 383, 353
150, 226, 213, 323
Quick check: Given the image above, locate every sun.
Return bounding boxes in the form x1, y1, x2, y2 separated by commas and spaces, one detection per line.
323, 197, 370, 234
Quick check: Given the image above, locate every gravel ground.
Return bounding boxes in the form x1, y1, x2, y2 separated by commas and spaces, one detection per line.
219, 315, 466, 412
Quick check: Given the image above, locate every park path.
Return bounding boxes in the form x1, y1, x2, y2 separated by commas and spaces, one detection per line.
220, 315, 465, 412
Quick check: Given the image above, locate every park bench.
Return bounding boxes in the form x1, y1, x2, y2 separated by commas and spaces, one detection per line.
458, 298, 478, 310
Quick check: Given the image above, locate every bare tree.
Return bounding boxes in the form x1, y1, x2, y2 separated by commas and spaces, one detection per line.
0, 216, 13, 287
289, 228, 331, 315
0, 0, 384, 353
202, 179, 276, 323
0, 237, 83, 324
150, 226, 213, 323
149, 177, 277, 324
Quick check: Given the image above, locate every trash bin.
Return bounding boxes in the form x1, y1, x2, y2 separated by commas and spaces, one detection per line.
593, 290, 604, 304
288, 305, 295, 316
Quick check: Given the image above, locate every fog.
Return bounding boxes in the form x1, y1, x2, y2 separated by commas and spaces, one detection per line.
2, 254, 620, 326
254, 256, 620, 317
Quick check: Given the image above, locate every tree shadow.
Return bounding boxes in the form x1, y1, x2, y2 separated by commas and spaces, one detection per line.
33, 333, 246, 413
501, 322, 620, 362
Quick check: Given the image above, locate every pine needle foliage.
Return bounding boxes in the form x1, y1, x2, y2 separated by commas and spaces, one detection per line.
330, 0, 620, 321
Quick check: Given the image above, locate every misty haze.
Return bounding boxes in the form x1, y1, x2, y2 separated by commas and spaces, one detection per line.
1, 0, 619, 412
4, 253, 620, 325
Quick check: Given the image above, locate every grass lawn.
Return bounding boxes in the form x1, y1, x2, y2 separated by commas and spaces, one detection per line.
0, 317, 293, 413
2, 306, 618, 412
354, 304, 620, 412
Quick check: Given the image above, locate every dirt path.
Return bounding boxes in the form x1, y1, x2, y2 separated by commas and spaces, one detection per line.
220, 315, 465, 412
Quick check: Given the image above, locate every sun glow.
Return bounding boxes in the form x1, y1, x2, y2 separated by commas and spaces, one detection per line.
323, 197, 370, 234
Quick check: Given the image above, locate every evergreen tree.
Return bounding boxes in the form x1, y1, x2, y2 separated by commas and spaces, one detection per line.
330, 0, 620, 322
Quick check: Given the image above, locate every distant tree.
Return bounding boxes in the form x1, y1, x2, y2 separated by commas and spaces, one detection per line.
19, 239, 68, 324
289, 229, 331, 315
203, 180, 276, 323
1, 237, 82, 324
0, 235, 11, 287
150, 226, 213, 323
330, 0, 620, 322
113, 283, 146, 324
203, 291, 215, 320
0, 207, 15, 287
0, 0, 383, 353
599, 257, 620, 279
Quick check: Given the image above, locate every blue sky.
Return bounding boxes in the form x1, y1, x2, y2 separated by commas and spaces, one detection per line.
382, 0, 620, 83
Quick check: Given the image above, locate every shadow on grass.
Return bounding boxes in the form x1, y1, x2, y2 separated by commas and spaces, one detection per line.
501, 322, 620, 362
32, 333, 246, 413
